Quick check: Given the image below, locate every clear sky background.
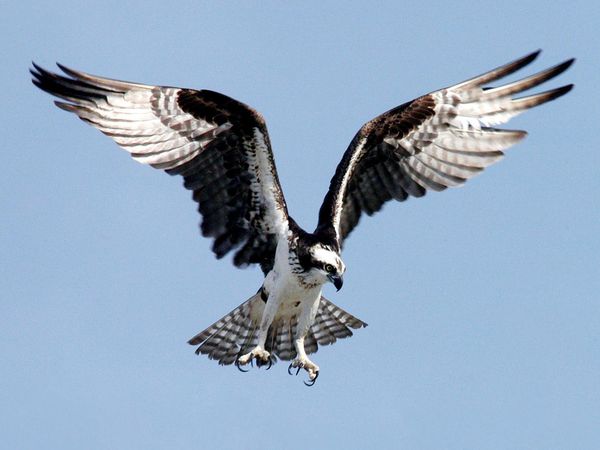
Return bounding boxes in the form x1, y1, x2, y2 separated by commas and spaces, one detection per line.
2, 1, 598, 449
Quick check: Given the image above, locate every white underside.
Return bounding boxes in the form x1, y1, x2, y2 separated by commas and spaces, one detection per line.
239, 233, 323, 379
261, 234, 322, 342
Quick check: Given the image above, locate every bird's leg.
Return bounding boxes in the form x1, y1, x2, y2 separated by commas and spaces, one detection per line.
237, 293, 281, 367
288, 296, 320, 384
289, 337, 320, 385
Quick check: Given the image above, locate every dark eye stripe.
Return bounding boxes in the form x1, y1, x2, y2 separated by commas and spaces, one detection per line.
307, 257, 337, 273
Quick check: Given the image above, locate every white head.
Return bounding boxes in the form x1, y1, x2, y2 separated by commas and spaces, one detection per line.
300, 244, 345, 290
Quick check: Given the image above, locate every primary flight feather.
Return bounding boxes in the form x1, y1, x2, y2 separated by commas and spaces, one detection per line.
32, 50, 573, 385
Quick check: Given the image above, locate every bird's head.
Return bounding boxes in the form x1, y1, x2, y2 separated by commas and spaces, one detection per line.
303, 244, 345, 291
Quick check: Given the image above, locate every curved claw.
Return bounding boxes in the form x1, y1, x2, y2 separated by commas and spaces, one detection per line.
304, 371, 319, 387
255, 357, 272, 370
288, 362, 304, 376
235, 360, 249, 373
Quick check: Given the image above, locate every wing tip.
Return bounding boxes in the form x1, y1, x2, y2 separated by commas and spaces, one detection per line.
30, 61, 42, 77
511, 49, 541, 70
541, 84, 575, 103
558, 83, 575, 95
525, 48, 542, 63
54, 100, 78, 112
508, 49, 542, 73
56, 61, 82, 79
30, 61, 51, 82
544, 58, 576, 80
559, 57, 576, 71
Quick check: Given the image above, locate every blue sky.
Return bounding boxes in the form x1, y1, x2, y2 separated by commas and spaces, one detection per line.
3, 1, 599, 449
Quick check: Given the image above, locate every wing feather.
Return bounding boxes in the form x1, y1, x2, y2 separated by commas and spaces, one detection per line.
317, 51, 574, 245
32, 63, 289, 273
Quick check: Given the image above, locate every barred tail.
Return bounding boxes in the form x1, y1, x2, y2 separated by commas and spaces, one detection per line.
188, 294, 367, 366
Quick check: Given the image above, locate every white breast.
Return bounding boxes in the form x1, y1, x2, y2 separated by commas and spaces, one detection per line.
267, 234, 322, 320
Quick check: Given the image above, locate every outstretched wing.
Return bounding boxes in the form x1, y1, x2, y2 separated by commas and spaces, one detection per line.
316, 50, 574, 246
31, 64, 289, 273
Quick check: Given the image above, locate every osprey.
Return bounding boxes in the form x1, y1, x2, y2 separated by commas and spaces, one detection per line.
32, 51, 573, 385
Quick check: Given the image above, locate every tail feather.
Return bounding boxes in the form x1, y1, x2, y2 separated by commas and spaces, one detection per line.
188, 295, 262, 363
188, 294, 367, 366
304, 330, 319, 355
312, 298, 361, 345
312, 310, 337, 345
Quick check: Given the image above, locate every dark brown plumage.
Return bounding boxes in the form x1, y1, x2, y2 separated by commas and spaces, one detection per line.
30, 51, 574, 377
316, 51, 574, 246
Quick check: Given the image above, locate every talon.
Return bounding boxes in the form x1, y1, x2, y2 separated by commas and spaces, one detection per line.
235, 360, 249, 373
287, 361, 303, 376
304, 371, 319, 387
237, 346, 270, 372
255, 356, 271, 369
288, 357, 318, 384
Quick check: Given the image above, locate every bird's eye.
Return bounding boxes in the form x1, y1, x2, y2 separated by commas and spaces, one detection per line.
325, 264, 335, 273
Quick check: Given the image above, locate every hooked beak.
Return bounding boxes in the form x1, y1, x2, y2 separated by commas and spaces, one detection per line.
328, 274, 344, 291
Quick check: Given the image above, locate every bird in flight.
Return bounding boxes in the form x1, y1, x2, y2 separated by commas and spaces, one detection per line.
32, 50, 573, 385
